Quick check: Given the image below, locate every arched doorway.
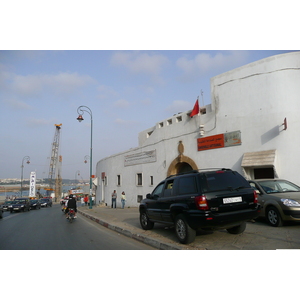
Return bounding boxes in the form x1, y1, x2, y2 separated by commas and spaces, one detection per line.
167, 141, 198, 176
175, 162, 193, 174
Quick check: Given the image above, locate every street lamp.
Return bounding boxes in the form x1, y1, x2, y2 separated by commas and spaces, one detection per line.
21, 156, 30, 197
77, 105, 93, 209
84, 155, 90, 164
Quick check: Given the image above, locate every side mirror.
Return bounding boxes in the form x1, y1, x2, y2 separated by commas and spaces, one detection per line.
146, 193, 152, 199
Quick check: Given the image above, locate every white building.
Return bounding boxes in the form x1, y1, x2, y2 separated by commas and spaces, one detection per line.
95, 51, 300, 208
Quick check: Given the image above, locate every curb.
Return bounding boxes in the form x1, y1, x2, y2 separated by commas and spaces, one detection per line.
77, 209, 186, 250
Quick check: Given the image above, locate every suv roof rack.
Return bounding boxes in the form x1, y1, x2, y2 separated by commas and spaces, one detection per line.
166, 168, 232, 179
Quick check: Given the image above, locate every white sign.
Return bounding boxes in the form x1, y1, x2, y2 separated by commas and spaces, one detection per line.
124, 150, 157, 166
29, 171, 36, 198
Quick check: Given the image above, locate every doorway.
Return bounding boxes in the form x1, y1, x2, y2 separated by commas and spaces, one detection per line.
175, 162, 193, 174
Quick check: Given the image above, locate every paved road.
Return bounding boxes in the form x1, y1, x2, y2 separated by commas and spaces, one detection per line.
0, 205, 155, 250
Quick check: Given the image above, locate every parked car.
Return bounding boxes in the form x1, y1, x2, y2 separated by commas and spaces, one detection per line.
249, 179, 300, 227
2, 200, 14, 212
30, 199, 41, 210
0, 204, 3, 218
139, 169, 260, 244
40, 197, 52, 207
11, 198, 31, 212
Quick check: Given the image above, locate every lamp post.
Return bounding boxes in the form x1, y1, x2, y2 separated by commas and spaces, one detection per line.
21, 156, 30, 197
77, 106, 93, 209
75, 170, 80, 185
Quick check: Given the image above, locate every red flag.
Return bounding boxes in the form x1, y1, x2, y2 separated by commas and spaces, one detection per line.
190, 99, 199, 117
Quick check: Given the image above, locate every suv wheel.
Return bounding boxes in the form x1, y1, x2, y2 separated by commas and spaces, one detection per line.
266, 206, 282, 227
175, 214, 196, 244
140, 211, 154, 230
226, 222, 246, 234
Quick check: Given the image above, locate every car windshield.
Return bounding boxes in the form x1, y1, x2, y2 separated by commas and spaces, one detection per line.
30, 200, 37, 203
4, 201, 13, 204
15, 200, 25, 204
259, 180, 300, 194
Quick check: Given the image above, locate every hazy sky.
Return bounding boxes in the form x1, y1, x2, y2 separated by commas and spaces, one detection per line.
0, 50, 295, 180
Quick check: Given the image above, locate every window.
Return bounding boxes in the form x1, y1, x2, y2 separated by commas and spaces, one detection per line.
152, 183, 164, 198
147, 131, 153, 138
150, 176, 154, 186
178, 177, 197, 195
164, 179, 174, 197
167, 119, 172, 125
159, 122, 164, 128
117, 175, 121, 186
137, 173, 143, 186
176, 116, 182, 122
137, 195, 143, 203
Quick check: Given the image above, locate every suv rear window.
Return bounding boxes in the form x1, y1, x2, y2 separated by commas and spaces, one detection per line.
200, 171, 249, 192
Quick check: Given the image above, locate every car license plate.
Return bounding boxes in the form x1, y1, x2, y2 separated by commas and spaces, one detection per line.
223, 196, 242, 204
14, 208, 19, 210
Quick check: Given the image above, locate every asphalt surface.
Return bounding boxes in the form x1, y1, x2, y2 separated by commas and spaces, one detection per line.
78, 204, 300, 250
0, 205, 155, 250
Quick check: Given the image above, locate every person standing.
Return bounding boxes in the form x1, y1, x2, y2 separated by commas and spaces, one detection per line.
84, 194, 89, 206
121, 191, 126, 209
111, 190, 117, 208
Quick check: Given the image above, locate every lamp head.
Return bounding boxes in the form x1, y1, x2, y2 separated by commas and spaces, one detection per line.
77, 115, 84, 122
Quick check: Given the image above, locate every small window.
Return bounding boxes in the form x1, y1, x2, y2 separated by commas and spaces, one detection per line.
159, 122, 164, 128
176, 116, 182, 123
117, 175, 121, 186
167, 119, 172, 126
137, 173, 143, 186
147, 131, 153, 138
150, 176, 154, 186
137, 195, 143, 203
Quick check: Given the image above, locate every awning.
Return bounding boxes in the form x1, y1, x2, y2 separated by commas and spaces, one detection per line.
241, 149, 276, 167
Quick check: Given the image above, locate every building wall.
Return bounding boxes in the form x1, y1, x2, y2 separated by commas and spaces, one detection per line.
95, 51, 300, 207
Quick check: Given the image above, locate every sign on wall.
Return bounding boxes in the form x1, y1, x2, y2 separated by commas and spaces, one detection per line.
124, 150, 157, 166
197, 131, 241, 151
29, 171, 36, 197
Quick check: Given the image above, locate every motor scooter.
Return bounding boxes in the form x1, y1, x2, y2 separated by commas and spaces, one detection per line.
66, 208, 75, 223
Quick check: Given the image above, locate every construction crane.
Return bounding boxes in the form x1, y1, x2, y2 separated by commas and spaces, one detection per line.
45, 124, 62, 201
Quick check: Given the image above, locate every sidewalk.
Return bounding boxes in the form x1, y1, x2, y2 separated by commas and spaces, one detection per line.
77, 205, 202, 250
77, 204, 300, 250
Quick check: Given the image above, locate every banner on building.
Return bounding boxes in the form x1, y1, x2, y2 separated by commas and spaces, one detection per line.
198, 131, 241, 151
29, 171, 36, 198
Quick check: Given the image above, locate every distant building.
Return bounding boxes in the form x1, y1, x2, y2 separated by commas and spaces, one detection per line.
95, 51, 300, 208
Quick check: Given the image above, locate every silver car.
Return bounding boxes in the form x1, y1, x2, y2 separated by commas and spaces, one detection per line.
249, 179, 300, 226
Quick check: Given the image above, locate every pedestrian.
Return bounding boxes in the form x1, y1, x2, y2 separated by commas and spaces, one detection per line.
121, 191, 126, 209
111, 190, 117, 208
81, 196, 84, 206
84, 194, 89, 206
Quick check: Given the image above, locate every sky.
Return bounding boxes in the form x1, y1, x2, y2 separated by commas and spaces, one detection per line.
0, 50, 296, 180
1, 1, 298, 181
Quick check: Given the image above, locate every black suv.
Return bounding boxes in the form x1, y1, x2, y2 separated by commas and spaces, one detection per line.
139, 169, 260, 244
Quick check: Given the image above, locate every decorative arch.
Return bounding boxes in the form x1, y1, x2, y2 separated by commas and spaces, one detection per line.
167, 141, 198, 176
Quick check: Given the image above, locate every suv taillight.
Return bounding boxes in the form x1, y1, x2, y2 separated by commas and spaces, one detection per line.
195, 195, 209, 210
253, 190, 258, 204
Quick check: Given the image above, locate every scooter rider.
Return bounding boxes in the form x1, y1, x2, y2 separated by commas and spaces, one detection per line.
66, 194, 77, 218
